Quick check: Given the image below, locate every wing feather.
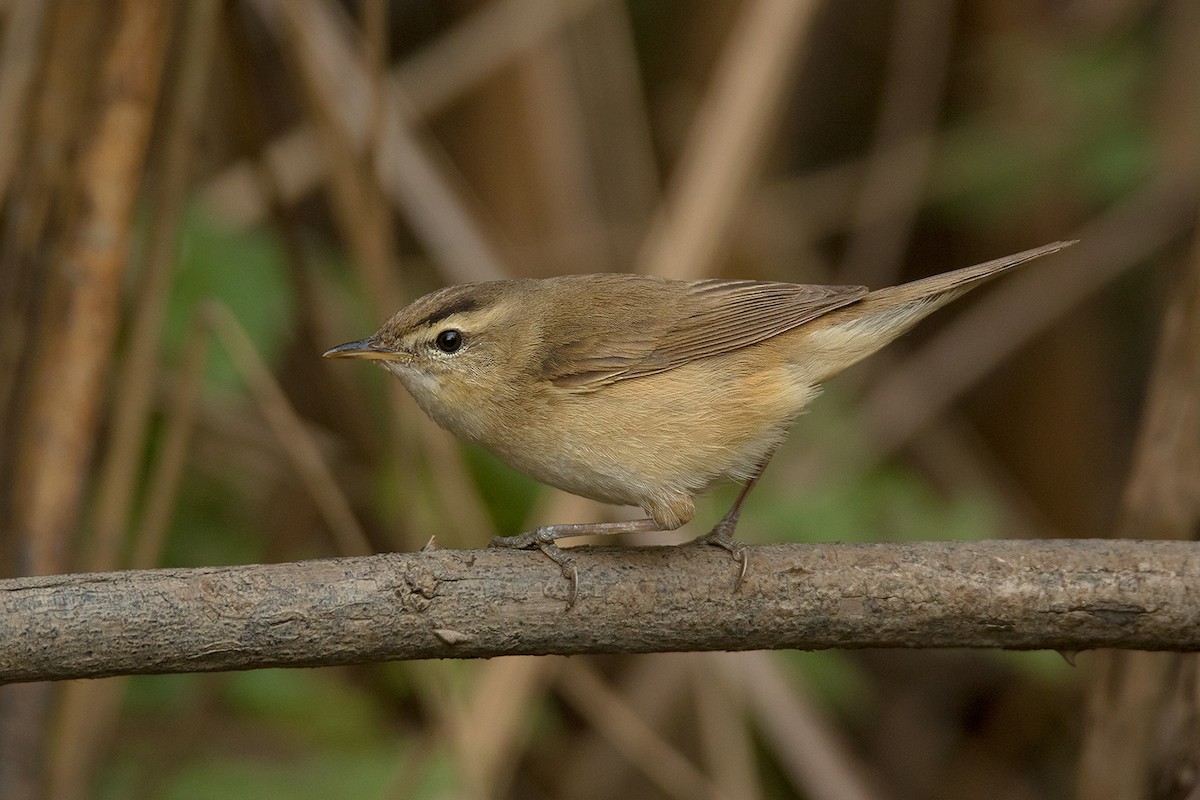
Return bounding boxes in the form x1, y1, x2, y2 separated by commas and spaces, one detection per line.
544, 278, 866, 391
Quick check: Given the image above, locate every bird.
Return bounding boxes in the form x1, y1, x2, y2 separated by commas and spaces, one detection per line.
325, 240, 1075, 606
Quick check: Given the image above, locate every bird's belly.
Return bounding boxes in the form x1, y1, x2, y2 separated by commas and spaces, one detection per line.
481, 357, 817, 511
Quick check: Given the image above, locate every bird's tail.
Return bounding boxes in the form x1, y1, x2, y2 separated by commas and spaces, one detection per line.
861, 240, 1075, 311
796, 240, 1076, 383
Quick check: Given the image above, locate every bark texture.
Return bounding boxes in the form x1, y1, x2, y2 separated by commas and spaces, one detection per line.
2, 539, 1197, 684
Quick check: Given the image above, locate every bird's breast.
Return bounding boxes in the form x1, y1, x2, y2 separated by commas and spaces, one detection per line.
470, 352, 816, 508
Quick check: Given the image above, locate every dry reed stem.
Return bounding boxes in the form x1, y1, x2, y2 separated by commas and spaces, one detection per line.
520, 35, 610, 273
358, 0, 403, 312
713, 651, 883, 800
275, 0, 399, 302
399, 0, 602, 117
1, 5, 172, 798
569, 1, 661, 266
87, 0, 220, 575
269, 3, 519, 756
836, 0, 954, 287
560, 653, 695, 799
0, 8, 109, 794
638, 0, 819, 280
131, 316, 212, 570
203, 0, 605, 230
360, 0, 388, 185
0, 0, 46, 209
10, 0, 171, 575
253, 0, 510, 283
450, 655, 559, 796
222, 14, 386, 464
278, 0, 499, 549
558, 659, 721, 800
273, 0, 489, 552
691, 654, 763, 800
49, 7, 221, 793
207, 302, 372, 556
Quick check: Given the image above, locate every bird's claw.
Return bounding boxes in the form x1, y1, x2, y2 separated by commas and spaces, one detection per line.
490, 528, 579, 610
696, 527, 749, 592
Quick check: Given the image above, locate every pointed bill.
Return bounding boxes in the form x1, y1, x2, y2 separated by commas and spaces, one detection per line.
322, 338, 412, 361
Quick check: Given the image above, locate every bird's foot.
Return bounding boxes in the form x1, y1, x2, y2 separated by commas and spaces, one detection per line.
693, 524, 749, 592
490, 526, 579, 610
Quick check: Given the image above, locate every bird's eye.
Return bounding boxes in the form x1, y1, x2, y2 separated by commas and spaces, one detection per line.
434, 329, 463, 353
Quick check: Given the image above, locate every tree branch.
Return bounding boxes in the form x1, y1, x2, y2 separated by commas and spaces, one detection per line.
3, 539, 1197, 684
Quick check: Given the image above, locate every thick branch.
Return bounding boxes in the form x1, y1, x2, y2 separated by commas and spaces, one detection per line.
2, 539, 1197, 684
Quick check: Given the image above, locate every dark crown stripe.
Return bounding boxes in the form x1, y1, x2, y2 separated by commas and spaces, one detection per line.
419, 295, 480, 328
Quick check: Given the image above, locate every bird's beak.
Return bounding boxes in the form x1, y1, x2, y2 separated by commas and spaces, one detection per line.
322, 338, 412, 362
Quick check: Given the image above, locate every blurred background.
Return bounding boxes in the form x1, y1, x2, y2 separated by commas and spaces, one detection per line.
0, 0, 1196, 798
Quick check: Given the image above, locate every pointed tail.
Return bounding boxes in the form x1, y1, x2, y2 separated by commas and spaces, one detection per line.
861, 240, 1076, 310
797, 240, 1076, 382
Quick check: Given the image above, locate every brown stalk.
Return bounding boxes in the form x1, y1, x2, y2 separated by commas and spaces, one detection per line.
207, 302, 372, 557
264, 0, 409, 478
127, 317, 211, 571
358, 0, 401, 311
519, 34, 610, 273
0, 1, 108, 443
87, 0, 220, 575
0, 3, 172, 798
397, 0, 603, 118
201, 0, 605, 230
251, 0, 510, 283
273, 0, 399, 308
553, 1, 661, 268
835, 0, 955, 287
1077, 274, 1200, 797
48, 6, 221, 793
10, 0, 171, 574
267, 7, 528, 790
740, 156, 874, 268
0, 0, 47, 210
350, 0, 445, 551
0, 8, 109, 796
712, 651, 883, 800
448, 655, 559, 796
637, 0, 820, 280
557, 659, 721, 800
560, 653, 696, 800
271, 1, 495, 549
360, 0, 387, 167
221, 9, 385, 466
691, 654, 764, 800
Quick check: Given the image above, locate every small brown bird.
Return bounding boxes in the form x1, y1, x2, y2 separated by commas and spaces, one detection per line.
326, 240, 1074, 604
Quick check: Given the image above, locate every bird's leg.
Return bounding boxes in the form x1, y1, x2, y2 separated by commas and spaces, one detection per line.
491, 518, 661, 608
694, 455, 775, 591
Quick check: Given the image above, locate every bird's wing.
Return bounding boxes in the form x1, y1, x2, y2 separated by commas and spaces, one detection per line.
544, 278, 867, 391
